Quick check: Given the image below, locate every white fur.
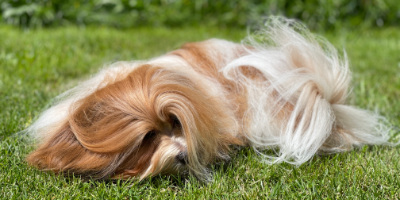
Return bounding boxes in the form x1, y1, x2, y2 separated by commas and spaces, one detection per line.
27, 18, 392, 179
222, 18, 390, 165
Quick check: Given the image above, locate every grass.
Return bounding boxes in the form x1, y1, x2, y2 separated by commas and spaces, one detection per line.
0, 25, 399, 199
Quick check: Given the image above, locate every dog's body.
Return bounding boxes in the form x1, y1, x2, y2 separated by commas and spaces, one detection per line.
27, 19, 389, 181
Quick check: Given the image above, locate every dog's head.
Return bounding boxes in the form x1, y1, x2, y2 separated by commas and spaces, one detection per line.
27, 64, 241, 180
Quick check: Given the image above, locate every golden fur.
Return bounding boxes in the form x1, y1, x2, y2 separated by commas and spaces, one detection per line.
27, 19, 390, 181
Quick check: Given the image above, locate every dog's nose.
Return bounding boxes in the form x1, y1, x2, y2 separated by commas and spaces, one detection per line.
176, 151, 188, 165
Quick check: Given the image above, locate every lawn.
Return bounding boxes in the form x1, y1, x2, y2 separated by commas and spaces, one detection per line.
0, 25, 399, 199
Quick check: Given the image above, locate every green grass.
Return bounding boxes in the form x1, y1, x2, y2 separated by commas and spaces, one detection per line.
1, 25, 399, 199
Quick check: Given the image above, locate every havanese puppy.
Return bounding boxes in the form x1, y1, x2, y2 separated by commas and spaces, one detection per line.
27, 18, 389, 181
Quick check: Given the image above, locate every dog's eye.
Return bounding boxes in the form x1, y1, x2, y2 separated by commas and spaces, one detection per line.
170, 115, 181, 129
143, 130, 156, 141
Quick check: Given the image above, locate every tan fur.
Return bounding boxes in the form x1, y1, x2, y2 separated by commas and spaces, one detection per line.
27, 23, 390, 180
28, 52, 245, 179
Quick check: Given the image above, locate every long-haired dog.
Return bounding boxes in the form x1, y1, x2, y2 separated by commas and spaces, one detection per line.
27, 18, 390, 181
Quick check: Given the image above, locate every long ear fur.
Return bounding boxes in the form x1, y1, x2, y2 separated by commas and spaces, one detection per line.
222, 17, 390, 164
27, 61, 142, 141
26, 123, 118, 178
26, 61, 143, 178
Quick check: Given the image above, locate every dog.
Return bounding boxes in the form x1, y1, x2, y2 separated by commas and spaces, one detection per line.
26, 18, 389, 181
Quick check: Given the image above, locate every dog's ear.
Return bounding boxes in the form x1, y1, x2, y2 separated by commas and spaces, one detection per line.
26, 122, 116, 178
27, 66, 160, 179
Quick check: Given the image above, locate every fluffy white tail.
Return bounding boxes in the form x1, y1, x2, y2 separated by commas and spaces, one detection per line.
222, 18, 390, 165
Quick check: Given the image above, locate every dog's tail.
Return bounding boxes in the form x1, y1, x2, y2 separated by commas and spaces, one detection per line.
222, 17, 391, 165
